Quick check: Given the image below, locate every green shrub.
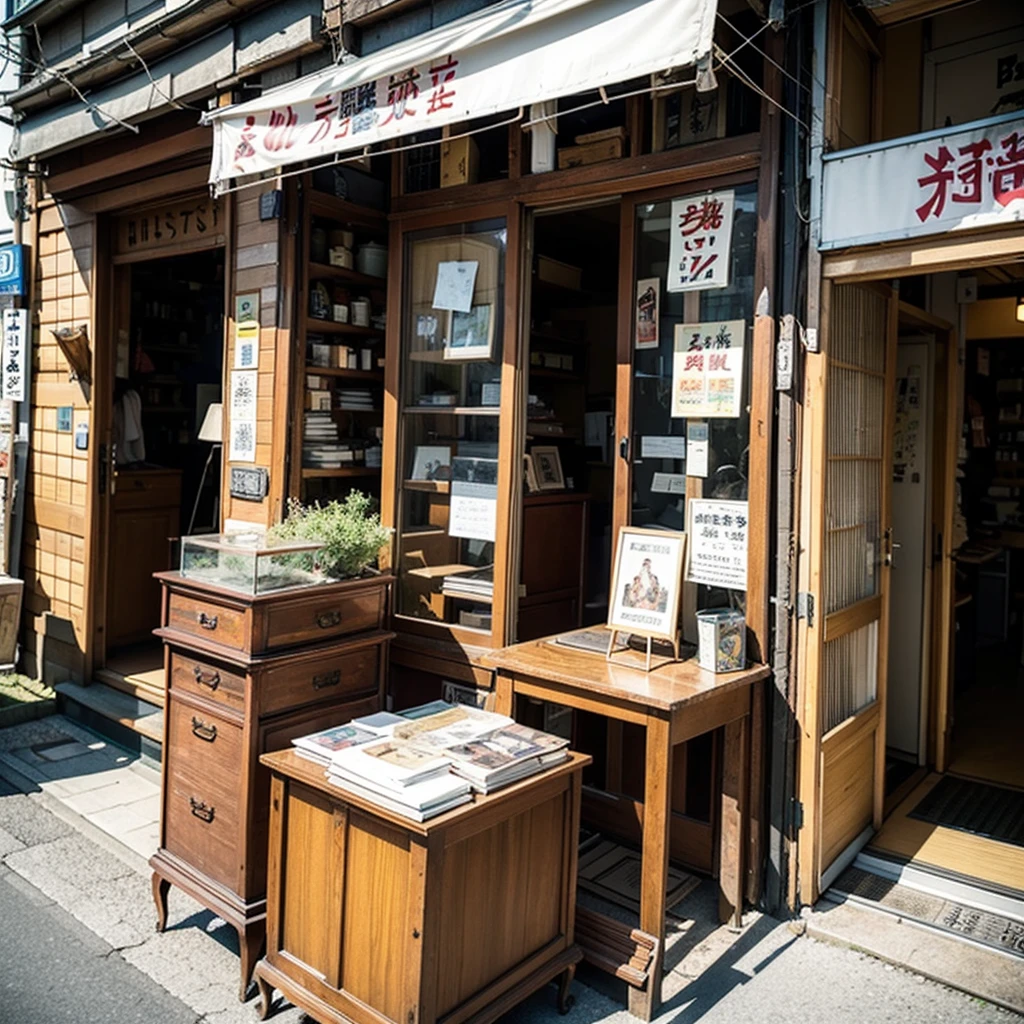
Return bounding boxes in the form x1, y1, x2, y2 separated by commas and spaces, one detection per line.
268, 491, 390, 581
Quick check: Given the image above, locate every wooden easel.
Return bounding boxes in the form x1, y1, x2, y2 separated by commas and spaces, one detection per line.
606, 627, 681, 673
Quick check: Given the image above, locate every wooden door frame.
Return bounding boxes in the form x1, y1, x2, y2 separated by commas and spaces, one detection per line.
87, 208, 229, 677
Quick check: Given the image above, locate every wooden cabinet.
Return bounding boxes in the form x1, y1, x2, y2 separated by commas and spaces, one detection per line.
149, 571, 394, 1000
518, 493, 589, 642
106, 468, 181, 649
254, 748, 589, 1024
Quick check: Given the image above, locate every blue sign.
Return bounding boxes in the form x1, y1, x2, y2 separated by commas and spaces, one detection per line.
0, 245, 25, 296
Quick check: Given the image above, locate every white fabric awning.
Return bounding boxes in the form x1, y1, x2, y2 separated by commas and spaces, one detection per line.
202, 0, 718, 193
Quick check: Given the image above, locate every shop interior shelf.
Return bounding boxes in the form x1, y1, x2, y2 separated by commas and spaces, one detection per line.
306, 318, 385, 338
404, 406, 499, 416
307, 263, 386, 289
300, 467, 382, 479
308, 192, 387, 231
404, 480, 450, 493
304, 365, 383, 381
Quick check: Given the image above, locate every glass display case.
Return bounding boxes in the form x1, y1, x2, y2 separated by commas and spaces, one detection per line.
394, 217, 506, 635
180, 532, 328, 595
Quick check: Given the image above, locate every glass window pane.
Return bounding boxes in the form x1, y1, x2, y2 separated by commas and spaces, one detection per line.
630, 182, 757, 611
395, 218, 506, 634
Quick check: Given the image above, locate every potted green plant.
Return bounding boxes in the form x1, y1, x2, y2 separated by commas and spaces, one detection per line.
267, 491, 391, 582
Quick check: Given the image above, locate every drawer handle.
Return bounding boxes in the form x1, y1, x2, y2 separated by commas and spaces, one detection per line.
316, 609, 342, 629
312, 669, 341, 691
191, 717, 218, 742
192, 666, 220, 690
189, 797, 215, 823
197, 612, 218, 630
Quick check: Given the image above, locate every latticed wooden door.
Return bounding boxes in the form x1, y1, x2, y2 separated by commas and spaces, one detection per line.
802, 281, 898, 895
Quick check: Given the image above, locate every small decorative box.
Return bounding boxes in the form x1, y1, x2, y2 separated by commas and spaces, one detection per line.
696, 609, 746, 674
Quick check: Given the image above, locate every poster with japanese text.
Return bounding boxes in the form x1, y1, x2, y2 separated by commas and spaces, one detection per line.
448, 456, 497, 542
1, 309, 28, 402
685, 499, 748, 591
666, 189, 735, 292
671, 320, 745, 419
233, 292, 260, 369
229, 369, 257, 463
635, 278, 660, 349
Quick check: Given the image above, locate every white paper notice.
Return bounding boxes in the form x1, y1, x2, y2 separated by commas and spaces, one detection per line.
449, 480, 497, 542
667, 190, 735, 293
432, 261, 479, 313
1, 309, 28, 402
686, 499, 748, 591
651, 472, 685, 495
640, 435, 686, 460
229, 369, 258, 463
686, 422, 709, 478
671, 320, 745, 419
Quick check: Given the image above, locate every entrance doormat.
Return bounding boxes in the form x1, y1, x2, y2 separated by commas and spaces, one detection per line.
577, 839, 700, 913
909, 776, 1024, 849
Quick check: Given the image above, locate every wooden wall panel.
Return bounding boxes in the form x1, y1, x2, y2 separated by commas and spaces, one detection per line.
221, 192, 287, 529
820, 724, 875, 869
20, 196, 94, 683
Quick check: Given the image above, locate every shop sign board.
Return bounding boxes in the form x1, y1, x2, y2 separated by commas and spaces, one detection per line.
1, 309, 28, 402
671, 320, 745, 420
685, 498, 748, 592
0, 246, 26, 296
115, 197, 223, 256
667, 190, 735, 292
820, 112, 1024, 250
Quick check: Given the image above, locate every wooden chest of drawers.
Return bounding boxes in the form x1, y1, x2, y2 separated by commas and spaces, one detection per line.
149, 571, 393, 1001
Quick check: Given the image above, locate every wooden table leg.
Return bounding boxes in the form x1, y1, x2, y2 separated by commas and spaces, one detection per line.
719, 714, 749, 928
493, 671, 514, 717
629, 714, 672, 1021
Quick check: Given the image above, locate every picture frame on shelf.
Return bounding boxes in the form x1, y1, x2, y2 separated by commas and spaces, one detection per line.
524, 454, 540, 493
531, 446, 565, 491
410, 444, 452, 481
607, 525, 687, 669
444, 304, 494, 361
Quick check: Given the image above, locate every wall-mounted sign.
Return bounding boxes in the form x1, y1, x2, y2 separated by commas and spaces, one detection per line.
667, 189, 735, 292
115, 196, 223, 256
230, 466, 269, 501
671, 320, 745, 419
0, 245, 26, 296
686, 498, 748, 592
820, 111, 1024, 250
1, 309, 28, 402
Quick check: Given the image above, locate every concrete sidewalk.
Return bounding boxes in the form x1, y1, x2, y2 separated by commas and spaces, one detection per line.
0, 714, 1019, 1024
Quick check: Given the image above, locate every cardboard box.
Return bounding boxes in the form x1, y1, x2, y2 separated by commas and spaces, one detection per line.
441, 136, 480, 188
574, 126, 626, 146
306, 390, 332, 411
556, 137, 623, 170
537, 255, 582, 291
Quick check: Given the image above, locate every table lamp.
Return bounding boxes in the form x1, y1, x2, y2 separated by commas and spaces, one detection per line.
187, 402, 223, 536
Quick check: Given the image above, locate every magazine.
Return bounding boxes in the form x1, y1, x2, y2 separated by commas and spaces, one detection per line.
330, 740, 452, 788
325, 774, 472, 822
350, 711, 408, 735
392, 705, 513, 751
291, 723, 376, 766
327, 765, 470, 812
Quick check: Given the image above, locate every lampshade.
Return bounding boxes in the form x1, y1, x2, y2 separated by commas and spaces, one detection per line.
198, 402, 223, 443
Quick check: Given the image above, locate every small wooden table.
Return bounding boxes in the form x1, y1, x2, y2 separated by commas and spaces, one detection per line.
480, 638, 769, 1021
254, 748, 591, 1024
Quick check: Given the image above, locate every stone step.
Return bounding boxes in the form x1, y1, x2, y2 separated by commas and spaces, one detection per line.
55, 682, 162, 767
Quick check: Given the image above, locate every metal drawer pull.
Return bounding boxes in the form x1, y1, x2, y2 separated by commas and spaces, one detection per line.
189, 797, 215, 823
197, 612, 218, 630
191, 717, 218, 742
312, 669, 341, 690
316, 609, 342, 629
192, 666, 220, 690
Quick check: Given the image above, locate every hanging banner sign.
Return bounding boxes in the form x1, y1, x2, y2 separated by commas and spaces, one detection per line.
686, 498, 748, 591
671, 320, 745, 419
202, 0, 717, 193
820, 112, 1024, 249
1, 309, 28, 402
666, 189, 735, 292
0, 245, 26, 296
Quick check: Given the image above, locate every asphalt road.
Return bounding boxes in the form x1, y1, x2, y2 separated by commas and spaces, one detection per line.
0, 862, 197, 1024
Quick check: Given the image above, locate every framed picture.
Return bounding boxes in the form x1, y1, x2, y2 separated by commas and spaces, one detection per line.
531, 446, 565, 490
607, 526, 686, 645
444, 304, 494, 361
410, 444, 452, 481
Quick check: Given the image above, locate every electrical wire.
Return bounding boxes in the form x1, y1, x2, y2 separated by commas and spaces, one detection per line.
117, 39, 200, 113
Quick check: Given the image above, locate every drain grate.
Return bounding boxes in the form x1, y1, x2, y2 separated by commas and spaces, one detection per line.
831, 866, 1024, 960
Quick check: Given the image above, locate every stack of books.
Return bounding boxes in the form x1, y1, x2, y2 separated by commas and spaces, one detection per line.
441, 566, 494, 602
327, 741, 471, 821
336, 388, 375, 411
292, 722, 376, 766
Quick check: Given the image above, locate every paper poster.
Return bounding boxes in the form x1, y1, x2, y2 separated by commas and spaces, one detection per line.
635, 277, 660, 349
667, 190, 735, 293
234, 292, 260, 370
651, 472, 685, 495
671, 320, 745, 419
686, 499, 748, 591
229, 369, 257, 463
686, 422, 709, 478
892, 367, 922, 486
1, 309, 28, 402
640, 435, 685, 459
448, 456, 498, 542
432, 261, 478, 313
